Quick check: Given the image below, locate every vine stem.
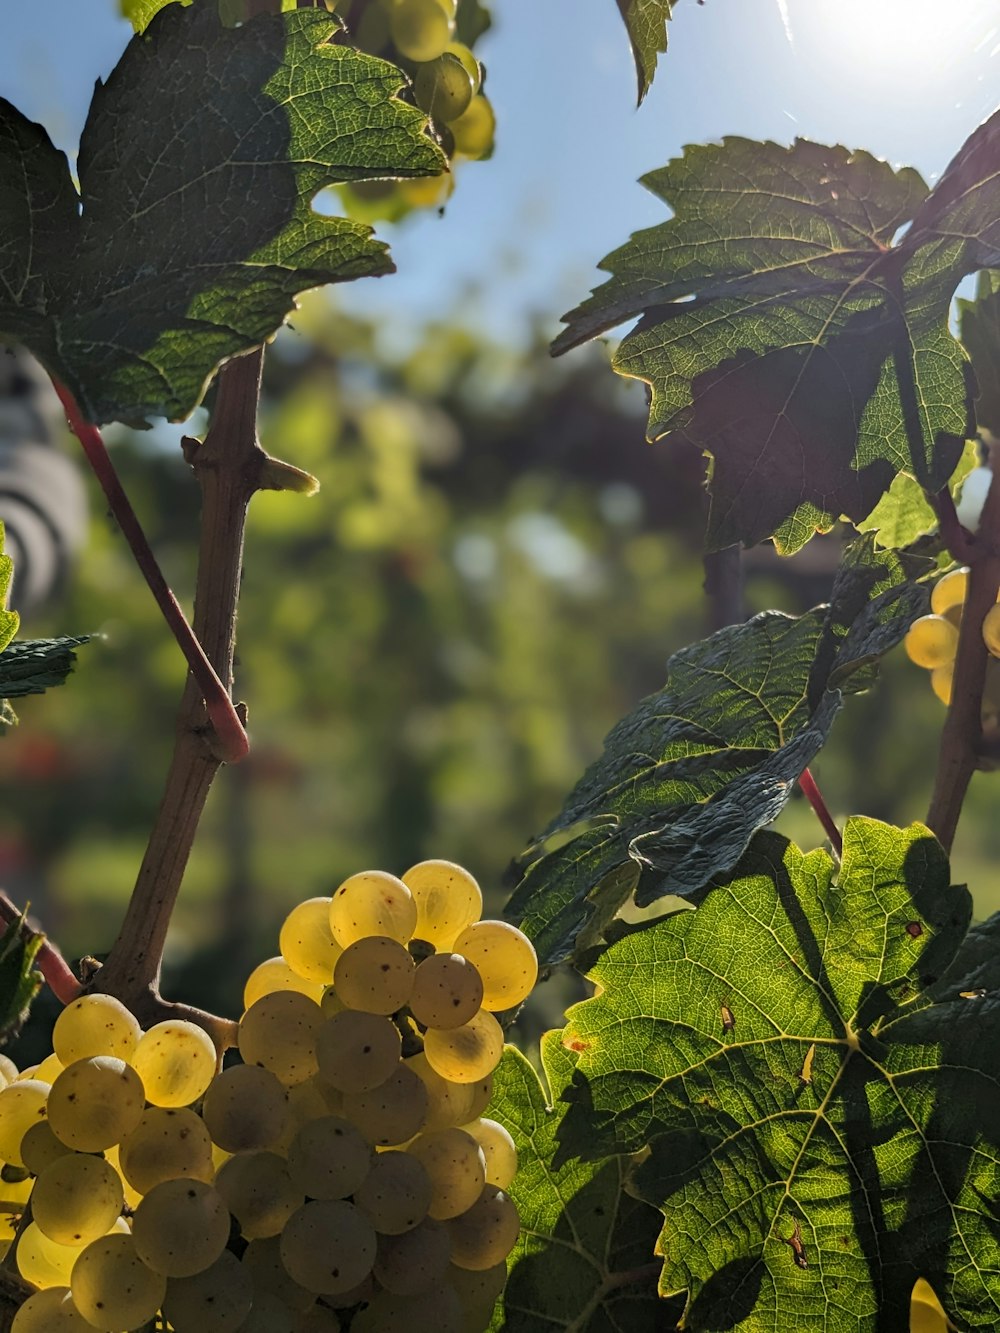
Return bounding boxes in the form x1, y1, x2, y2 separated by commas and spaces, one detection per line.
927, 446, 1000, 850
0, 894, 81, 1005
798, 767, 843, 857
929, 487, 977, 566
86, 346, 272, 1048
50, 379, 249, 765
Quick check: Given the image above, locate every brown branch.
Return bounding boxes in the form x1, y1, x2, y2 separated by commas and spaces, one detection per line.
927, 447, 1000, 850
87, 347, 270, 1047
0, 894, 81, 1006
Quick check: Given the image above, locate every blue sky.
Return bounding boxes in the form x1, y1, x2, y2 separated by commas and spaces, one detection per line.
1, 0, 998, 349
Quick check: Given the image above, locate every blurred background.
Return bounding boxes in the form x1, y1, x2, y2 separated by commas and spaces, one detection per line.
0, 0, 999, 1039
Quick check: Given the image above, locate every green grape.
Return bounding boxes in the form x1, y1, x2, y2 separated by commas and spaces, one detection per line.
374, 1216, 452, 1294
329, 870, 417, 947
405, 1052, 477, 1131
931, 664, 953, 706
423, 1010, 504, 1083
930, 567, 970, 615
232, 1290, 298, 1333
242, 1234, 317, 1313
215, 1150, 303, 1239
410, 953, 483, 1030
17, 1221, 78, 1287
316, 1009, 402, 1093
20, 1120, 74, 1176
903, 614, 959, 670
118, 1105, 214, 1194
333, 936, 415, 1015
449, 95, 495, 159
239, 991, 322, 1086
320, 984, 347, 1019
0, 1079, 50, 1166
342, 1062, 429, 1146
280, 897, 343, 984
399, 173, 455, 210
133, 1019, 218, 1107
31, 1153, 123, 1248
460, 1118, 517, 1189
279, 1199, 377, 1294
983, 603, 1000, 657
350, 1283, 464, 1333
448, 1260, 507, 1330
414, 53, 474, 123
287, 1114, 373, 1200
11, 1286, 92, 1332
390, 0, 453, 61
201, 1064, 290, 1153
163, 1248, 253, 1333
405, 1127, 486, 1220
445, 41, 481, 92
355, 4, 390, 54
132, 1178, 230, 1277
402, 860, 482, 949
354, 1148, 432, 1234
47, 1057, 145, 1152
71, 1232, 166, 1332
52, 995, 141, 1065
452, 921, 537, 1011
274, 1077, 332, 1155
447, 1185, 520, 1270
244, 957, 326, 1009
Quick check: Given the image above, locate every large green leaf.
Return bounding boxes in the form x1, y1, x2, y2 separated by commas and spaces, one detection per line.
958, 269, 1000, 438
558, 818, 998, 1331
505, 537, 929, 967
553, 131, 992, 552
488, 1036, 678, 1331
0, 4, 444, 424
616, 0, 674, 104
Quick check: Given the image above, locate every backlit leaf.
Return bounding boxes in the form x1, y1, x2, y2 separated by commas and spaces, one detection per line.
616, 0, 674, 104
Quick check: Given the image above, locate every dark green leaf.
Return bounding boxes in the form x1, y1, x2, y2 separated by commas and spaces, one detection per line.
0, 5, 444, 424
488, 1036, 678, 1331
0, 913, 42, 1044
958, 269, 1000, 438
554, 137, 978, 553
616, 0, 674, 104
559, 818, 996, 1331
506, 537, 930, 967
0, 637, 89, 702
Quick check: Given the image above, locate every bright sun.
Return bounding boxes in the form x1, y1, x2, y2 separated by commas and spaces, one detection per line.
786, 0, 998, 87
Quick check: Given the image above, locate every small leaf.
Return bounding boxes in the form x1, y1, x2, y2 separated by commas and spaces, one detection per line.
559, 818, 996, 1331
506, 537, 931, 966
488, 1036, 678, 1331
0, 5, 445, 424
616, 0, 674, 104
0, 637, 89, 701
857, 438, 978, 549
0, 913, 43, 1044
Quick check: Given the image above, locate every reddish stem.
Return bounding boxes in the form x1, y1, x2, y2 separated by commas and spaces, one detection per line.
51, 380, 248, 764
798, 767, 843, 857
0, 893, 82, 1005
930, 486, 977, 565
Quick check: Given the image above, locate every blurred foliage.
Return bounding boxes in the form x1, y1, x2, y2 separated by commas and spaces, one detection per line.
2, 293, 998, 1051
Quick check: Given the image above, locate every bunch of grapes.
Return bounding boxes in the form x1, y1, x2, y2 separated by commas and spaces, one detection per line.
903, 565, 1000, 717
333, 0, 495, 220
2, 859, 534, 1332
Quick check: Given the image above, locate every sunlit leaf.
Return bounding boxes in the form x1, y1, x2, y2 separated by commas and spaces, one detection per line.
0, 913, 43, 1043
0, 5, 444, 424
857, 439, 978, 549
616, 0, 674, 104
558, 818, 998, 1331
488, 1036, 678, 1331
506, 537, 930, 966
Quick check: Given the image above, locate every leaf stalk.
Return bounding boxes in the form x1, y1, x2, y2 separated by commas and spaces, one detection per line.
798, 767, 843, 857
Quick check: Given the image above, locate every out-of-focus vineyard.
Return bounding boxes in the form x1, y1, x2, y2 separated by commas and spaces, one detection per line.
3, 296, 998, 1042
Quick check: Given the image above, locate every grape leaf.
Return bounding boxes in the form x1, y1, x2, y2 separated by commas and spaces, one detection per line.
616, 0, 674, 104
0, 4, 444, 424
505, 537, 930, 967
958, 269, 1000, 438
0, 912, 42, 1043
120, 0, 193, 31
0, 637, 89, 707
0, 531, 17, 655
558, 818, 999, 1332
857, 438, 978, 550
553, 133, 988, 553
488, 1036, 679, 1331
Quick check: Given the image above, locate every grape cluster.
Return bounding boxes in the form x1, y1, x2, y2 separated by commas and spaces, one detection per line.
3, 859, 533, 1332
334, 0, 495, 220
904, 566, 1000, 715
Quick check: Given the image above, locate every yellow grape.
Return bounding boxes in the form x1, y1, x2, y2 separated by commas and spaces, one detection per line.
446, 1185, 520, 1270
0, 1079, 50, 1165
931, 665, 953, 706
316, 1010, 402, 1093
333, 936, 415, 1015
450, 95, 495, 159
341, 1063, 429, 1147
329, 870, 417, 948
930, 567, 969, 616
903, 615, 958, 670
241, 1234, 317, 1313
244, 957, 325, 1009
405, 1127, 486, 1220
10, 1286, 93, 1332
279, 1199, 377, 1295
117, 1106, 214, 1195
983, 603, 1000, 657
238, 991, 322, 1086
202, 1064, 290, 1153
47, 1058, 144, 1152
460, 1117, 517, 1189
286, 1115, 374, 1201
354, 1149, 432, 1235
452, 920, 538, 1011
402, 860, 482, 950
52, 995, 141, 1065
910, 1278, 951, 1333
390, 0, 453, 62
351, 1284, 464, 1333
20, 1120, 73, 1175
70, 1232, 166, 1332
280, 897, 343, 984
413, 53, 474, 123
410, 953, 483, 1029
17, 1222, 78, 1287
448, 1260, 507, 1331
162, 1248, 253, 1332
445, 41, 482, 92
423, 1009, 504, 1083
133, 1019, 217, 1107
216, 1150, 303, 1240
31, 1153, 124, 1247
131, 1178, 230, 1278
373, 1216, 451, 1294
406, 1051, 478, 1131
